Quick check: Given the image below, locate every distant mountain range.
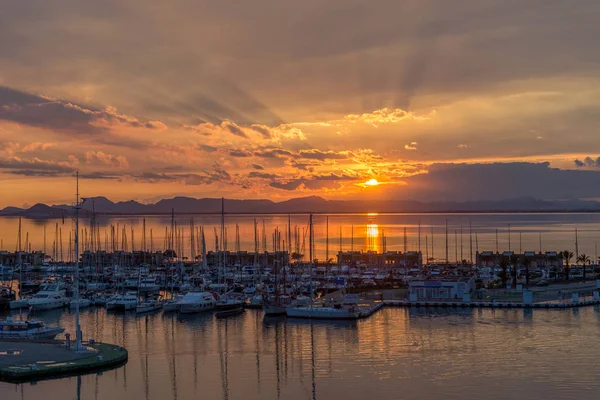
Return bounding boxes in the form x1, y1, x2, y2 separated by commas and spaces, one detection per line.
3, 196, 600, 218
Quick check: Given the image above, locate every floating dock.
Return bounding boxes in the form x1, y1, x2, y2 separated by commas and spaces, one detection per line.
383, 299, 600, 309
0, 341, 128, 383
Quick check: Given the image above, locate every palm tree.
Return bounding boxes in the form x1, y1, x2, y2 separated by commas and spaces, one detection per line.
509, 254, 520, 287
559, 250, 574, 281
577, 254, 590, 279
498, 258, 509, 287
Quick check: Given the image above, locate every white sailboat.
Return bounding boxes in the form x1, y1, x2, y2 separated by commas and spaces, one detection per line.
286, 214, 360, 320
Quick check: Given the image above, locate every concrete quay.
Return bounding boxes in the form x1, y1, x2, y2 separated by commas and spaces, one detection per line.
0, 340, 128, 383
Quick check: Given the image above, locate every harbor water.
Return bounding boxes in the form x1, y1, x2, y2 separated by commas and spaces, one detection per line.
1, 306, 600, 399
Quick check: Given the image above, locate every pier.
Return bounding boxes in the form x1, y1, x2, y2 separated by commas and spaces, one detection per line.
0, 340, 128, 383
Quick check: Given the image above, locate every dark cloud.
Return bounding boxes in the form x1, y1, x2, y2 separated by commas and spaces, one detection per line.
0, 86, 166, 134
389, 162, 600, 202
269, 179, 305, 191
222, 121, 247, 138
248, 171, 280, 179
253, 148, 295, 158
251, 163, 264, 170
229, 149, 252, 157
574, 157, 600, 168
250, 124, 272, 139
0, 157, 74, 173
197, 144, 218, 152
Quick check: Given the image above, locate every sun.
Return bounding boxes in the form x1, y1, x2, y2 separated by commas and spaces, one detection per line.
365, 178, 380, 186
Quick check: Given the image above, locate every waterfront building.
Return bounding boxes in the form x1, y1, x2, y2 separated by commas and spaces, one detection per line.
0, 250, 46, 266
205, 250, 290, 268
408, 276, 476, 301
336, 250, 422, 269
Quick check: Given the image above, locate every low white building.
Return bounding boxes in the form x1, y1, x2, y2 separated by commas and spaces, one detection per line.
408, 276, 476, 301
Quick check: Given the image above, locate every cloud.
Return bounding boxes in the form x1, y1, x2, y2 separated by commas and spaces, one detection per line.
298, 149, 352, 161
251, 163, 264, 170
229, 149, 252, 157
197, 144, 218, 152
0, 86, 167, 134
85, 151, 129, 168
222, 121, 248, 138
388, 162, 600, 202
404, 141, 418, 150
574, 157, 600, 168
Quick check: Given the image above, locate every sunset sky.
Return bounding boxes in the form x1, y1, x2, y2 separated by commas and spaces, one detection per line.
1, 0, 600, 207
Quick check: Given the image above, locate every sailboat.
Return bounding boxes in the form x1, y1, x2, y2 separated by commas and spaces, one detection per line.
286, 214, 360, 320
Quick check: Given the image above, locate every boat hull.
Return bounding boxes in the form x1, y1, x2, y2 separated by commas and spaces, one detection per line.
0, 327, 65, 340
263, 305, 287, 316
286, 307, 359, 320
179, 304, 215, 314
29, 301, 66, 311
215, 307, 244, 318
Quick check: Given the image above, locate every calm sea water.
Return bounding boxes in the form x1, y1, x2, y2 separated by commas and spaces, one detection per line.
2, 213, 600, 263
1, 306, 600, 400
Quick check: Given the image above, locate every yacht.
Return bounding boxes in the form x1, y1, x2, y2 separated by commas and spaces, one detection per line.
106, 293, 138, 311
28, 286, 67, 311
177, 292, 216, 314
0, 317, 64, 339
138, 276, 161, 294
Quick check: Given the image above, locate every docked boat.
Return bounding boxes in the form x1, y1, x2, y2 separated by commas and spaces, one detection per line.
106, 293, 138, 311
215, 306, 244, 318
9, 298, 30, 309
163, 295, 183, 312
0, 266, 13, 276
286, 305, 360, 320
136, 299, 162, 314
177, 292, 216, 314
0, 317, 64, 340
0, 286, 16, 310
216, 296, 245, 311
28, 286, 68, 311
138, 277, 161, 294
263, 295, 291, 316
69, 298, 92, 309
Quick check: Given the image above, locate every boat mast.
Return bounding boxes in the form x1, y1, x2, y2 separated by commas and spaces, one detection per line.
221, 197, 225, 295
309, 213, 313, 308
74, 171, 83, 351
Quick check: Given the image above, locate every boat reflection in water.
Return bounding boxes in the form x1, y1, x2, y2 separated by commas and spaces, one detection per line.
6, 307, 600, 400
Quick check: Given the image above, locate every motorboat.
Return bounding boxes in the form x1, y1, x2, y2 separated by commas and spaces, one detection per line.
28, 286, 68, 311
138, 277, 161, 294
163, 295, 183, 312
136, 298, 162, 314
216, 296, 245, 311
263, 295, 291, 316
0, 317, 64, 339
177, 292, 216, 314
245, 294, 264, 309
69, 298, 92, 309
9, 298, 30, 309
106, 293, 138, 311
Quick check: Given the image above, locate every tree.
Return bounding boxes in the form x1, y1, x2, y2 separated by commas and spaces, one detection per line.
509, 254, 520, 287
498, 258, 509, 287
577, 254, 590, 279
559, 250, 574, 281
